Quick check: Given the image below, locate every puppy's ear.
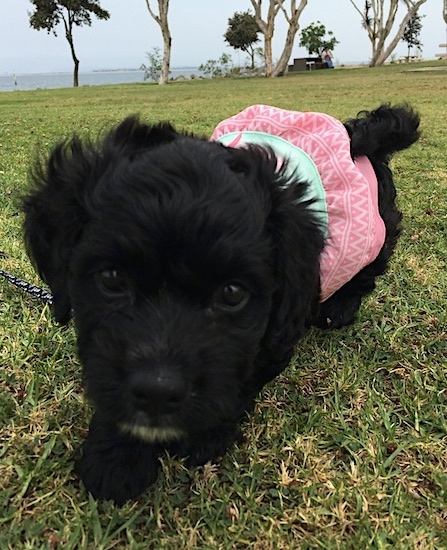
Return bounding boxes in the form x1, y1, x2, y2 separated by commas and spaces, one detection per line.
261, 178, 323, 382
23, 116, 180, 323
23, 134, 97, 323
226, 146, 325, 387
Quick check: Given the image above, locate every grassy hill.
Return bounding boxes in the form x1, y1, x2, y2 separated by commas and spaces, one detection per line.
0, 61, 446, 549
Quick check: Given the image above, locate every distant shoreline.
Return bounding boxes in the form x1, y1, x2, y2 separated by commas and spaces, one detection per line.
2, 61, 373, 78
0, 68, 203, 92
92, 66, 199, 73
1, 67, 199, 77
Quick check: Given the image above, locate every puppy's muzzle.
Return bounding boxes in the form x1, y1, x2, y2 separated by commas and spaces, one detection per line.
129, 370, 188, 416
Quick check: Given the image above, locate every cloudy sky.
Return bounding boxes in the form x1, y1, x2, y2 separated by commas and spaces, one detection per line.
2, 0, 445, 74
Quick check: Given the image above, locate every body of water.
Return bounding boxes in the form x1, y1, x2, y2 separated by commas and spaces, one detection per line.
0, 68, 201, 92
1, 61, 368, 92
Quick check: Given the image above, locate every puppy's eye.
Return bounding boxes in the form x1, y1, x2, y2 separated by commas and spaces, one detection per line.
96, 269, 128, 296
215, 283, 249, 311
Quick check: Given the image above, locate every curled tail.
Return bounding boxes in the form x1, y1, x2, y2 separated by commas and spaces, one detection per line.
344, 104, 421, 161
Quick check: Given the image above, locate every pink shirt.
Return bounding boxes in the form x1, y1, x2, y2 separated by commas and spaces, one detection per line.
211, 104, 385, 302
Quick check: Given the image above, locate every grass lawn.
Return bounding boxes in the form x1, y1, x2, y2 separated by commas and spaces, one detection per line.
0, 61, 446, 549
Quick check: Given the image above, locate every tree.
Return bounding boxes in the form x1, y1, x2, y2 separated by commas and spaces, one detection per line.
140, 47, 163, 82
144, 0, 171, 85
224, 11, 260, 69
299, 21, 339, 55
401, 13, 424, 58
348, 0, 428, 67
198, 54, 233, 78
444, 0, 447, 24
28, 0, 109, 87
250, 0, 308, 77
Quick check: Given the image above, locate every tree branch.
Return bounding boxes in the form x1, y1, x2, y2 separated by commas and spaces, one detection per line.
145, 0, 161, 25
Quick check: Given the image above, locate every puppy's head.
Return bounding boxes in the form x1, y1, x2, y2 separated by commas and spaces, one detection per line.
23, 116, 323, 441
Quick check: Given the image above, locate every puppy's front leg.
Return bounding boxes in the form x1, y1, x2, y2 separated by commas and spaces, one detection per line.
74, 413, 160, 504
169, 422, 242, 468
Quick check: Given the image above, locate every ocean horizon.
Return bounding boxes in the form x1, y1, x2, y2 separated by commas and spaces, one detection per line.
1, 60, 369, 92
0, 67, 203, 92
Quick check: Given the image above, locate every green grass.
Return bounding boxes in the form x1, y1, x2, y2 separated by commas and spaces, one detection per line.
1, 61, 446, 549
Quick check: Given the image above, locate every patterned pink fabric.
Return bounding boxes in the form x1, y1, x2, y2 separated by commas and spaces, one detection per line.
211, 104, 386, 302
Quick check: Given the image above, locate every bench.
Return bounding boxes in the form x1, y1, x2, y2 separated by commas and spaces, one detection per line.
398, 55, 421, 63
288, 57, 328, 72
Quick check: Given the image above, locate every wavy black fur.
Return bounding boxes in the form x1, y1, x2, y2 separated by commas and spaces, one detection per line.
316, 104, 420, 328
23, 104, 420, 504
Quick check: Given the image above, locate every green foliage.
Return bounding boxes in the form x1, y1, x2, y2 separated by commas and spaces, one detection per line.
224, 10, 260, 69
28, 0, 110, 87
253, 46, 265, 67
363, 0, 374, 30
140, 47, 163, 82
402, 13, 425, 55
198, 53, 233, 78
299, 20, 339, 56
29, 0, 110, 35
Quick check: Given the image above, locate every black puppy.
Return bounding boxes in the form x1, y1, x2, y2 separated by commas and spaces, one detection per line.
23, 104, 420, 504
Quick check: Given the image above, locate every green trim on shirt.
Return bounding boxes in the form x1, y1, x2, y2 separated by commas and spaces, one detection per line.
216, 130, 328, 237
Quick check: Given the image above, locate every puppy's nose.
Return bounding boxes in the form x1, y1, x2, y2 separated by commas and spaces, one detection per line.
129, 371, 187, 415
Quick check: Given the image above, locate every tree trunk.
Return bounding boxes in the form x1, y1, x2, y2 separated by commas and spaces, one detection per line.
145, 0, 171, 85
348, 0, 427, 67
62, 13, 79, 87
272, 31, 295, 76
373, 1, 426, 65
73, 57, 79, 87
251, 0, 279, 77
248, 45, 255, 69
160, 30, 171, 84
272, 0, 307, 76
66, 32, 79, 87
264, 32, 274, 76
251, 0, 308, 78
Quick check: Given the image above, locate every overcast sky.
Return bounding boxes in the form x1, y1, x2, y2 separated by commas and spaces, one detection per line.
2, 0, 445, 74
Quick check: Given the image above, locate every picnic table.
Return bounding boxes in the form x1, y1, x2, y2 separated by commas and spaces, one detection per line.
398, 55, 421, 63
288, 57, 327, 72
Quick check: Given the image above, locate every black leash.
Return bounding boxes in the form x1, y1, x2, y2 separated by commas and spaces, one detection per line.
0, 269, 53, 305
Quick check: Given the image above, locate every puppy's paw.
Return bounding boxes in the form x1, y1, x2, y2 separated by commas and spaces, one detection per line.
315, 296, 362, 329
172, 424, 241, 467
74, 417, 160, 504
